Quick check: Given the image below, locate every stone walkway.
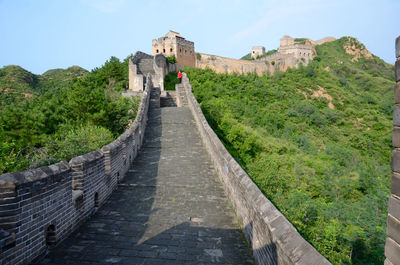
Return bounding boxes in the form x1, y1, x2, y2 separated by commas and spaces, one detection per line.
41, 107, 254, 265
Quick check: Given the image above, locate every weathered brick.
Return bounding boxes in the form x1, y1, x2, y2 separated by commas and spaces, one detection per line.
395, 83, 400, 105
396, 36, 400, 59
396, 60, 400, 82
394, 106, 400, 127
389, 196, 400, 220
385, 237, 400, 265
392, 150, 400, 173
385, 258, 394, 265
391, 173, 400, 197
394, 127, 400, 148
388, 214, 400, 245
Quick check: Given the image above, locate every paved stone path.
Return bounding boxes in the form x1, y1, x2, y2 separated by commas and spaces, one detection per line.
41, 107, 254, 265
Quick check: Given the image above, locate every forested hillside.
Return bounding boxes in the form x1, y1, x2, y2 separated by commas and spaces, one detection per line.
0, 56, 139, 174
186, 37, 394, 264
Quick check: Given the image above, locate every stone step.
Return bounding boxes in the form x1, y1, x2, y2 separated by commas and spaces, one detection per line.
160, 96, 176, 107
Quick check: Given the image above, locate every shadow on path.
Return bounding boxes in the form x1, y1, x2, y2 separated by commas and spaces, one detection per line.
40, 107, 256, 265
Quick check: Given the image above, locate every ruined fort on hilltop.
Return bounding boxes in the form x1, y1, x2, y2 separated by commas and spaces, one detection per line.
155, 31, 335, 74
128, 31, 335, 91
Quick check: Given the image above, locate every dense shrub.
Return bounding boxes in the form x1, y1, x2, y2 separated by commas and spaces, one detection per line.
0, 55, 139, 173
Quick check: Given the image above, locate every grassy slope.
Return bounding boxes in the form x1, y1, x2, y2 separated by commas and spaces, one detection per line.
186, 37, 394, 264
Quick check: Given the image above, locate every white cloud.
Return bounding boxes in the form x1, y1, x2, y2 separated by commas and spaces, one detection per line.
81, 0, 126, 13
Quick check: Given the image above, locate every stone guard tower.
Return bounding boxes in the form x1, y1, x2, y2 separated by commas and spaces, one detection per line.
152, 31, 195, 69
279, 35, 313, 59
251, 46, 266, 59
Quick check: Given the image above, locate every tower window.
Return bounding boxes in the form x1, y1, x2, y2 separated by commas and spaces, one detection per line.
156, 49, 159, 53
163, 48, 166, 53
170, 48, 173, 52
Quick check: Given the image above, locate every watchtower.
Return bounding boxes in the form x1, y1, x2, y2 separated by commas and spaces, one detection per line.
251, 46, 265, 59
279, 35, 313, 59
280, 35, 295, 47
152, 31, 195, 69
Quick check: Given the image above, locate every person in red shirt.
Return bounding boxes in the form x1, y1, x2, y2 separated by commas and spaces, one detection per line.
177, 71, 183, 83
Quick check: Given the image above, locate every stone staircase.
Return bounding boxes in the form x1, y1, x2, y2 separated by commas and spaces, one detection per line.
160, 92, 177, 107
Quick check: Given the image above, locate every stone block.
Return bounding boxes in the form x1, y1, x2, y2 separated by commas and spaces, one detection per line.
385, 237, 400, 265
391, 150, 400, 173
391, 173, 400, 197
389, 196, 400, 221
388, 214, 400, 245
396, 61, 400, 82
385, 258, 394, 265
396, 36, 400, 59
395, 83, 400, 105
394, 106, 400, 127
393, 127, 400, 148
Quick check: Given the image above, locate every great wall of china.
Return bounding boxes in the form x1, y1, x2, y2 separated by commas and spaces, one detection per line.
0, 32, 399, 265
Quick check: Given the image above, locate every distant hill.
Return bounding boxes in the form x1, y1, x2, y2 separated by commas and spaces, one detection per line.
0, 65, 39, 101
39, 66, 88, 93
42, 65, 88, 78
186, 36, 395, 265
0, 65, 88, 105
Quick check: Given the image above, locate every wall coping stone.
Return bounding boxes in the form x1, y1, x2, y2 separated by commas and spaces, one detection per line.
0, 160, 70, 187
69, 150, 103, 166
101, 139, 122, 153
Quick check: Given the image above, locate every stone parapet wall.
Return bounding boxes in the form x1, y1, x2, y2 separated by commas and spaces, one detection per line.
196, 52, 310, 75
182, 73, 331, 265
256, 52, 290, 62
0, 75, 153, 265
280, 44, 312, 51
153, 54, 168, 91
196, 53, 274, 75
386, 35, 400, 265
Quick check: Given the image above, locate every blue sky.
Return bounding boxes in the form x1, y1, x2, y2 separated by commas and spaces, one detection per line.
0, 0, 399, 74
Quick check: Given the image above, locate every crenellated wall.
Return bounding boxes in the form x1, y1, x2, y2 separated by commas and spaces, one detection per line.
386, 35, 400, 265
0, 74, 153, 265
181, 73, 332, 265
